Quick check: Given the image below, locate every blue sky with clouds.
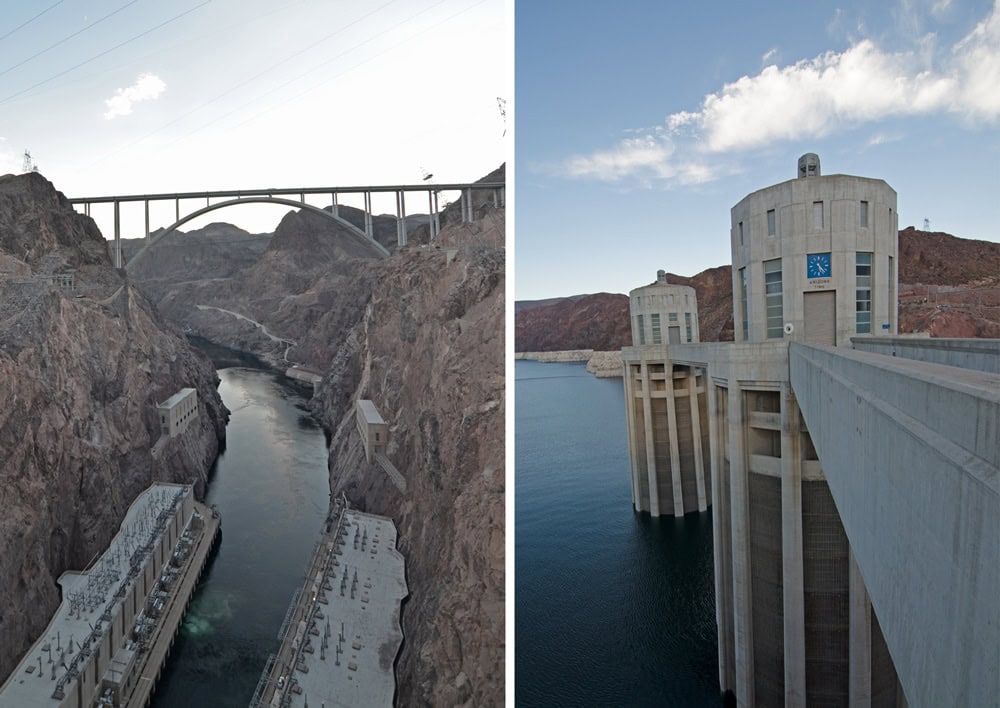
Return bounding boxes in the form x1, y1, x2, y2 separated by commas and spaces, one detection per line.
515, 0, 1000, 301
0, 0, 505, 238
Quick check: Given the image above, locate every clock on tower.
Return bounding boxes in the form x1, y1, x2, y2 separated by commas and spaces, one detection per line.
807, 252, 831, 278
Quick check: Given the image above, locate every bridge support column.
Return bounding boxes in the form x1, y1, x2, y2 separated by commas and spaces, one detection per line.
728, 382, 754, 705
427, 190, 436, 241
433, 191, 440, 237
688, 368, 708, 511
640, 361, 660, 517
175, 198, 179, 223
364, 192, 373, 240
464, 187, 473, 222
664, 363, 685, 516
113, 201, 121, 268
144, 200, 150, 242
780, 384, 806, 706
396, 190, 407, 246
331, 193, 338, 217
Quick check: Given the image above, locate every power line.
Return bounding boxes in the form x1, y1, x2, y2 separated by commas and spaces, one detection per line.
0, 0, 69, 43
0, 0, 143, 79
0, 1, 212, 106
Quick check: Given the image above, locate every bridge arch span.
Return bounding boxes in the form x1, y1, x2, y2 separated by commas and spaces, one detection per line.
126, 196, 390, 267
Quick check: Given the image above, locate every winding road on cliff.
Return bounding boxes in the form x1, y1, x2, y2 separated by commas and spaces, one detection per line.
194, 305, 296, 361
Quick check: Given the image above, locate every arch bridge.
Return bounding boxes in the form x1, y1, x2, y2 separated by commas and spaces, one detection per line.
68, 181, 505, 268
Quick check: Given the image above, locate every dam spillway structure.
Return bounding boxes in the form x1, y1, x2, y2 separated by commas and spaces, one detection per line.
621, 272, 711, 516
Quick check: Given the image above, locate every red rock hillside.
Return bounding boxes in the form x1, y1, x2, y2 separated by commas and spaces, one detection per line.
516, 229, 999, 350
515, 293, 631, 351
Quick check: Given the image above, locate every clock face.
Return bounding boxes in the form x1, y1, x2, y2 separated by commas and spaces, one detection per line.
807, 252, 831, 278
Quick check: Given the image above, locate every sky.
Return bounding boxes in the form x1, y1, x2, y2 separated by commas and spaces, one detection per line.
515, 0, 1000, 301
0, 0, 506, 239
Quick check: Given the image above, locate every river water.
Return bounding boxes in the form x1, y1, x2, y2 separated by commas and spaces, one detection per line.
151, 367, 330, 707
515, 360, 720, 706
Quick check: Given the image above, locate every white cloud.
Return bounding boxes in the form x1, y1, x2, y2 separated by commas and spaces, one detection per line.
683, 40, 958, 152
551, 1, 999, 186
762, 47, 778, 65
867, 131, 903, 145
103, 73, 166, 120
931, 0, 953, 16
560, 134, 721, 186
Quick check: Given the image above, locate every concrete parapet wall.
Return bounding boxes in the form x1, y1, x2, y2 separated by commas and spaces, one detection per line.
789, 343, 1000, 708
851, 336, 1000, 374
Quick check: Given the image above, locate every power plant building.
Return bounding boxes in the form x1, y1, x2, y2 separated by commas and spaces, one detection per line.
0, 483, 219, 708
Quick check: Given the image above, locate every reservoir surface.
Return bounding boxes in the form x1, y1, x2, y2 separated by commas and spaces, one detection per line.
152, 367, 330, 707
515, 360, 720, 706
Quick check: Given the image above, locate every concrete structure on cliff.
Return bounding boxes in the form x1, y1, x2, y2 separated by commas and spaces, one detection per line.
622, 155, 999, 707
157, 388, 198, 438
0, 483, 221, 708
622, 272, 711, 516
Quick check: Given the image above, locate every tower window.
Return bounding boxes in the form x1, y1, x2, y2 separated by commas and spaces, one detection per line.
739, 221, 744, 245
651, 313, 662, 344
856, 252, 872, 333
637, 314, 646, 345
767, 209, 776, 236
860, 201, 869, 228
684, 312, 693, 342
739, 267, 749, 341
764, 259, 783, 338
813, 201, 824, 229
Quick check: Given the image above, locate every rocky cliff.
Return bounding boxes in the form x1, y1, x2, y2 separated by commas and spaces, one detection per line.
0, 172, 227, 680
311, 214, 505, 707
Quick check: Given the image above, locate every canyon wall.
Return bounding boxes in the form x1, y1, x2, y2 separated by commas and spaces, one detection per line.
0, 172, 227, 680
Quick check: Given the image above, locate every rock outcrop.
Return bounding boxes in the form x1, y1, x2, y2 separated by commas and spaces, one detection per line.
311, 214, 505, 706
0, 172, 227, 680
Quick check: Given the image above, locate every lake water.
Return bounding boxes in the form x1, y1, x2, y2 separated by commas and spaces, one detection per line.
151, 367, 330, 707
515, 360, 721, 706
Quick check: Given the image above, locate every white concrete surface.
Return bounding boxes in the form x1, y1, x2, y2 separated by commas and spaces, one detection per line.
851, 336, 1000, 374
789, 342, 1000, 708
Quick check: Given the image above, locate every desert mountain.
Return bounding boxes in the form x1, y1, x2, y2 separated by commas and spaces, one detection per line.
516, 228, 1000, 350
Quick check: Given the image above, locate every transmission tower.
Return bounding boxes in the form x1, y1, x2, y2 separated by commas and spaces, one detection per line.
923, 217, 930, 231
22, 149, 36, 173
497, 97, 506, 136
